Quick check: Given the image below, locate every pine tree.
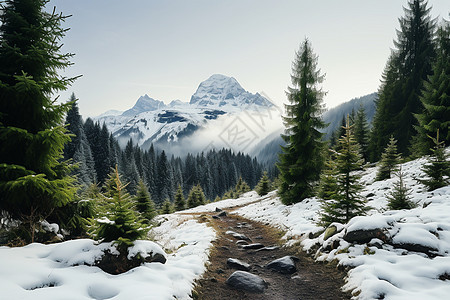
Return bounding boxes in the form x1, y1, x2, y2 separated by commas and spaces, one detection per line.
255, 171, 271, 196
160, 199, 174, 214
174, 185, 186, 211
135, 180, 156, 222
414, 20, 450, 154
317, 150, 338, 200
0, 0, 78, 242
354, 104, 370, 162
277, 38, 327, 204
64, 95, 97, 187
235, 176, 251, 196
386, 167, 415, 210
420, 130, 450, 191
93, 166, 146, 250
376, 136, 401, 181
369, 0, 436, 159
320, 116, 368, 226
187, 184, 206, 208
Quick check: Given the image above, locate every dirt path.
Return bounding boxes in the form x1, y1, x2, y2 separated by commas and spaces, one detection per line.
192, 210, 350, 300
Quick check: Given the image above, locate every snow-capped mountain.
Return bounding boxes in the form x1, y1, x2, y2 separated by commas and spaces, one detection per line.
94, 74, 277, 153
122, 94, 166, 117
190, 74, 273, 109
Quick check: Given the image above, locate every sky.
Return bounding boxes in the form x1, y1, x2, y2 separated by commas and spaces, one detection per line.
46, 0, 450, 117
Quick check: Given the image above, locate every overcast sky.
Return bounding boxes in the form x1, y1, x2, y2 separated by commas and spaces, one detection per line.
47, 0, 449, 117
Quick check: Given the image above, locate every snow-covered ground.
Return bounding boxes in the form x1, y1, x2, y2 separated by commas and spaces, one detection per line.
1, 153, 448, 299
234, 155, 450, 300
0, 213, 215, 300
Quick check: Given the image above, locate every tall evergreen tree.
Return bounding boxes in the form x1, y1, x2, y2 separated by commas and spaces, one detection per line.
376, 136, 401, 181
354, 104, 370, 162
320, 116, 368, 226
414, 20, 450, 154
156, 150, 173, 205
277, 38, 327, 204
64, 94, 97, 187
0, 0, 77, 242
370, 0, 436, 159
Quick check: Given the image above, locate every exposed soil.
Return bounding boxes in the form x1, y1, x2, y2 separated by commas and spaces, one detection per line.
192, 210, 351, 300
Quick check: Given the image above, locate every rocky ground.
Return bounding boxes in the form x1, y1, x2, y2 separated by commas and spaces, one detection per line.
192, 208, 350, 300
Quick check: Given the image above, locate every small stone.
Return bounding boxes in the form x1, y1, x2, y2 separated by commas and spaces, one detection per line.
236, 240, 248, 245
254, 236, 264, 240
216, 269, 225, 274
226, 230, 252, 242
253, 245, 280, 252
215, 207, 222, 212
221, 246, 230, 251
241, 243, 265, 250
265, 256, 297, 274
226, 271, 267, 293
227, 258, 251, 271
344, 228, 388, 244
218, 211, 227, 217
323, 225, 338, 240
212, 215, 220, 219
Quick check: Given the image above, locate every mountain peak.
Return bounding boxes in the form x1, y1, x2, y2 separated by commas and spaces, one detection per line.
122, 94, 165, 117
189, 74, 272, 108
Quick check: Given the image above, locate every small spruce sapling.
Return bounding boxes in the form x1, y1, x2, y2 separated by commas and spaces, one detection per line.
160, 199, 174, 214
376, 136, 401, 181
93, 166, 146, 251
255, 171, 271, 196
187, 184, 206, 208
420, 130, 450, 191
174, 185, 186, 211
135, 180, 157, 222
386, 167, 415, 210
320, 115, 369, 226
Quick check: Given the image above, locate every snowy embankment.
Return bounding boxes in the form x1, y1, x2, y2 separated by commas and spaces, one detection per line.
234, 156, 450, 300
0, 214, 215, 300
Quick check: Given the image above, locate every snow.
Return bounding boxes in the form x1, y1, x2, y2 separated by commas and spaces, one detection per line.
93, 74, 277, 151
232, 152, 450, 300
1, 151, 449, 299
0, 213, 215, 300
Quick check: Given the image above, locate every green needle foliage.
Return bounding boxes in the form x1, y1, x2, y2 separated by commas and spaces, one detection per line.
376, 136, 401, 181
387, 167, 415, 210
320, 116, 368, 226
420, 130, 450, 191
414, 21, 450, 154
187, 184, 206, 208
255, 171, 271, 196
277, 38, 327, 204
93, 166, 146, 250
0, 0, 78, 243
235, 176, 251, 196
318, 150, 338, 201
160, 199, 174, 214
174, 185, 186, 211
135, 180, 157, 223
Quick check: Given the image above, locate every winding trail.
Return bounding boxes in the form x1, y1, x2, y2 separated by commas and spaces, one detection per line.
192, 208, 351, 300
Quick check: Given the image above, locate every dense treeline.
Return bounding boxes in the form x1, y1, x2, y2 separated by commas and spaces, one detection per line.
64, 100, 264, 206
278, 0, 449, 226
